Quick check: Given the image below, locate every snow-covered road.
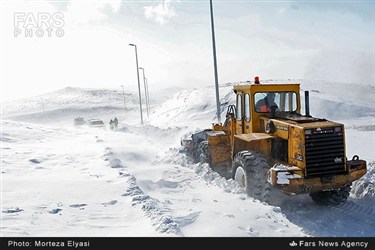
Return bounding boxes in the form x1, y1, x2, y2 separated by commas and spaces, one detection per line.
1, 120, 374, 237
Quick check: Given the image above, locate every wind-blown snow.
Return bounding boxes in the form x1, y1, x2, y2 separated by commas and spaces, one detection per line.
1, 80, 374, 237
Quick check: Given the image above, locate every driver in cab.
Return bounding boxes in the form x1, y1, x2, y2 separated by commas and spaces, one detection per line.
255, 92, 278, 112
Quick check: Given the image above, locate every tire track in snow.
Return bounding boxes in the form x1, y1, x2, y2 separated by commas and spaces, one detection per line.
328, 200, 375, 228
101, 146, 182, 236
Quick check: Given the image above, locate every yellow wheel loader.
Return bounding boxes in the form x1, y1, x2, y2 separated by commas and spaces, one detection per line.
181, 77, 367, 205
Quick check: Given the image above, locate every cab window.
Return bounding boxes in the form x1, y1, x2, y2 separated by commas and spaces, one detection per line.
254, 92, 297, 113
244, 94, 250, 122
236, 94, 242, 120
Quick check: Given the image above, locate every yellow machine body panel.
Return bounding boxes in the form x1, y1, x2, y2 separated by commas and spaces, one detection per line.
206, 131, 231, 167
233, 133, 273, 157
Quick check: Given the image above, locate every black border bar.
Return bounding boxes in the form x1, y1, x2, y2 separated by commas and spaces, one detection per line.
1, 237, 374, 250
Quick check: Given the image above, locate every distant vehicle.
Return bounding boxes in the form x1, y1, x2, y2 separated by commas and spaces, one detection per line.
87, 119, 105, 129
74, 117, 86, 126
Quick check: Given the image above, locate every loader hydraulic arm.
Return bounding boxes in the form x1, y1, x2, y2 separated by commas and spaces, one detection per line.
223, 105, 236, 127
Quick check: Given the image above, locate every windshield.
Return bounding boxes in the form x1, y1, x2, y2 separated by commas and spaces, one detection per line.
254, 92, 297, 113
91, 120, 103, 125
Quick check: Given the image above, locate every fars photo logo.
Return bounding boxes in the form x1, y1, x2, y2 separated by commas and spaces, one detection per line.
289, 241, 298, 247
14, 12, 65, 38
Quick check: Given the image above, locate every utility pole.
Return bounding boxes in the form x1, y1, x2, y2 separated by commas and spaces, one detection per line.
145, 77, 150, 112
209, 0, 221, 123
121, 85, 126, 110
139, 67, 149, 116
129, 43, 143, 124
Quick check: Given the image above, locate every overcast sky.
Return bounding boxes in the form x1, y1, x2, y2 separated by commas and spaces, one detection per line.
1, 0, 374, 101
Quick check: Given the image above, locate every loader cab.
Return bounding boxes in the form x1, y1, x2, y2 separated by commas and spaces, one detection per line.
233, 82, 301, 134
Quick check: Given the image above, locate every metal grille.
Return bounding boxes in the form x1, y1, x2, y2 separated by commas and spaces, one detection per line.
305, 128, 346, 178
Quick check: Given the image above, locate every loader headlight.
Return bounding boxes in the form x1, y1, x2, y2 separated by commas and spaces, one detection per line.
305, 129, 312, 135
334, 127, 342, 132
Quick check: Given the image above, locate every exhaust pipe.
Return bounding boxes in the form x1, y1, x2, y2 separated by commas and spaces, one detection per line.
305, 91, 311, 117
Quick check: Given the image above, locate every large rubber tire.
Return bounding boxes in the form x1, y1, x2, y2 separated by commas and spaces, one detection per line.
231, 150, 271, 202
309, 185, 351, 206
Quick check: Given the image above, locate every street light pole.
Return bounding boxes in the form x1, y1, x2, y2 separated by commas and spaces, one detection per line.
139, 67, 149, 116
209, 0, 221, 124
121, 85, 126, 110
129, 43, 143, 124
145, 77, 150, 112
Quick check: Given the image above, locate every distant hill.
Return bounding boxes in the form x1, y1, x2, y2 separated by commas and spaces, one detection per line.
2, 80, 374, 127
